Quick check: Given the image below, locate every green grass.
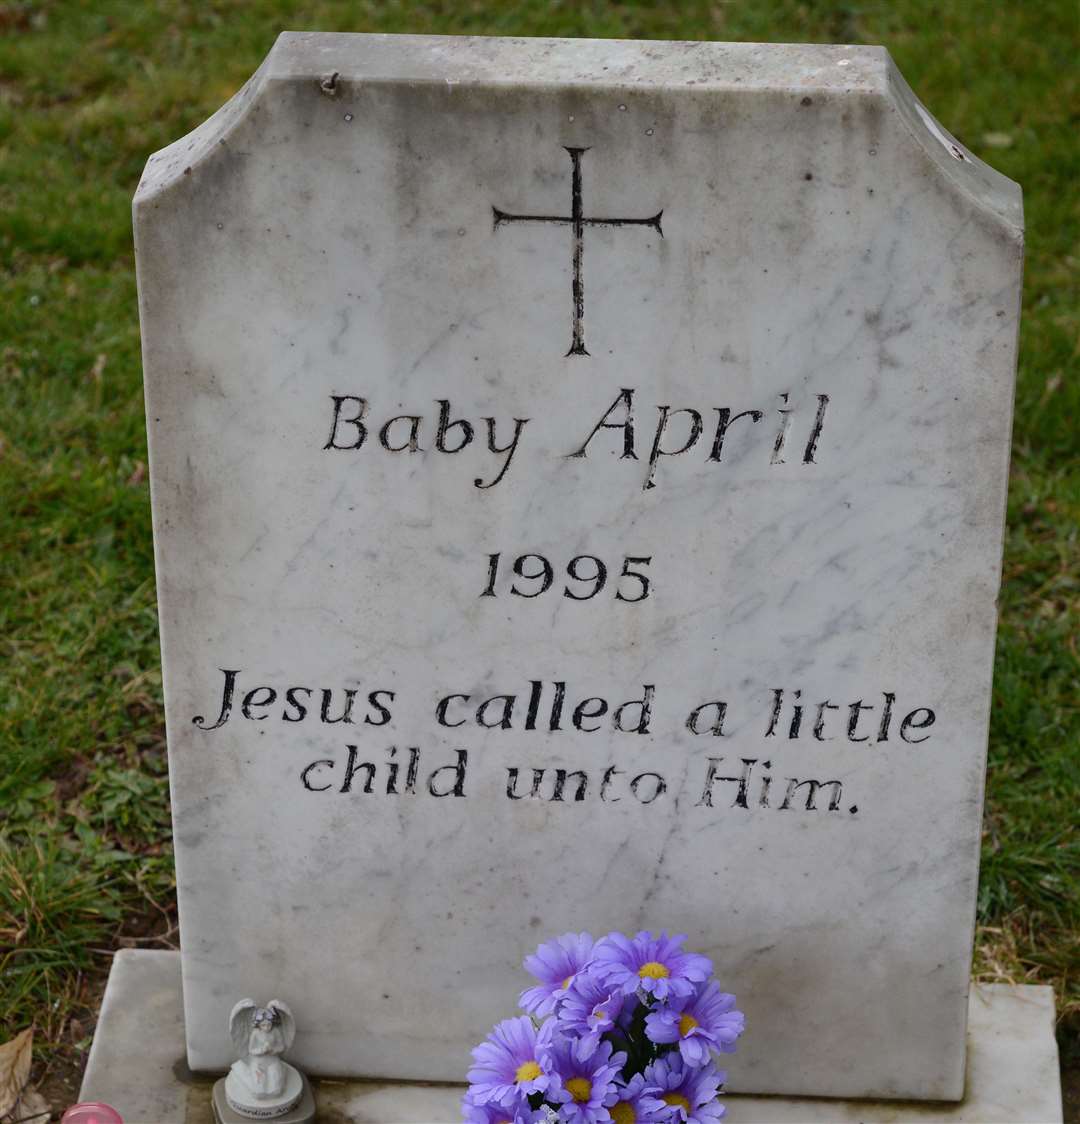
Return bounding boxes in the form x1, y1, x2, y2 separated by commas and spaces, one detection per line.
1, 0, 1077, 1091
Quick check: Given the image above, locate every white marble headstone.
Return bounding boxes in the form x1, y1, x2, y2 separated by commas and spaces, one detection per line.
135, 34, 1022, 1100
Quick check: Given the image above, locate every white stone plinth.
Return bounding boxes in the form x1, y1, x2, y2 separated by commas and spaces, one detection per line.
81, 950, 1062, 1123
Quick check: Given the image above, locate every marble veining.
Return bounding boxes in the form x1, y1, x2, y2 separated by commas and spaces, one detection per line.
134, 34, 1022, 1100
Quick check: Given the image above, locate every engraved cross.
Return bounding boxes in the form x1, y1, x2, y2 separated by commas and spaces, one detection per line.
493, 147, 663, 356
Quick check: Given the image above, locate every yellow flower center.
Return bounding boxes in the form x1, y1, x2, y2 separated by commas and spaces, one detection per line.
638, 960, 670, 980
664, 1092, 692, 1112
515, 1059, 542, 1084
679, 1012, 700, 1037
562, 975, 574, 989
566, 1076, 592, 1103
611, 1102, 636, 1124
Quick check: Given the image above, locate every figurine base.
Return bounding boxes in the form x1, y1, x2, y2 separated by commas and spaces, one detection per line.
212, 1073, 314, 1123
224, 1059, 303, 1117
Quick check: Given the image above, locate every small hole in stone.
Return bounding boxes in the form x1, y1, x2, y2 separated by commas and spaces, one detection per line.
804, 173, 813, 181
801, 96, 813, 106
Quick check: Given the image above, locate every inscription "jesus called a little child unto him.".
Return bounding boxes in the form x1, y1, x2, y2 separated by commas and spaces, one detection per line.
190, 669, 937, 819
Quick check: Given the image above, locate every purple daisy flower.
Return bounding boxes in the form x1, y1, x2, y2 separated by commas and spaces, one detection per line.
640, 1056, 726, 1123
520, 932, 596, 1017
607, 1072, 667, 1124
466, 1016, 557, 1108
541, 1033, 626, 1124
592, 932, 712, 1002
462, 1095, 544, 1123
644, 981, 745, 1066
557, 968, 626, 1051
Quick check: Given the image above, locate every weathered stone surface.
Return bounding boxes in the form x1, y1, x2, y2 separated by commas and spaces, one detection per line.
134, 34, 1022, 1097
81, 952, 1063, 1123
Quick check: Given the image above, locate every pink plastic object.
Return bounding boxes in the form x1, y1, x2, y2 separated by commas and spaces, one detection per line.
61, 1105, 124, 1124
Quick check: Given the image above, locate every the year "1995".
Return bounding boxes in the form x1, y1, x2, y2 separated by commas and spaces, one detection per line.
479, 553, 652, 602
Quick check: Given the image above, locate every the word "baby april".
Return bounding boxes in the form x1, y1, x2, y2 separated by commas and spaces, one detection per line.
323, 388, 830, 491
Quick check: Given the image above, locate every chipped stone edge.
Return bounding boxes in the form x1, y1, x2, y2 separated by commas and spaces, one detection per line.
884, 54, 1023, 240
133, 50, 266, 213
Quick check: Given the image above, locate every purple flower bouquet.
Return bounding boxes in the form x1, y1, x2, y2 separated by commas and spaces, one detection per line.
464, 931, 745, 1123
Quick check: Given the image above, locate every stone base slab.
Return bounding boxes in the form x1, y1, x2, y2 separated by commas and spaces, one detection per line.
80, 950, 1062, 1123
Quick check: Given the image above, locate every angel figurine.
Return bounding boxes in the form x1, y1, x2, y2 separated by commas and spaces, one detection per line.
222, 999, 305, 1119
